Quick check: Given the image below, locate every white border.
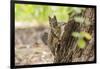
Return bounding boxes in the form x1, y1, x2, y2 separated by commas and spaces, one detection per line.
0, 0, 99, 69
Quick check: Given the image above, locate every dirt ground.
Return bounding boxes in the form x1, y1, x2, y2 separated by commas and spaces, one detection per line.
15, 26, 54, 65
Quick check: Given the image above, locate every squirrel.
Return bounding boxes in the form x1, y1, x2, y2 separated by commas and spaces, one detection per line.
48, 16, 66, 56
41, 16, 67, 56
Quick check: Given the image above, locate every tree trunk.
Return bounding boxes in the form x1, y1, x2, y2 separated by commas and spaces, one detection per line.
49, 8, 95, 63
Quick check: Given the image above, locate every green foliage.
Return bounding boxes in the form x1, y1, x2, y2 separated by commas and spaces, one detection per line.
72, 31, 92, 49
72, 32, 80, 38
77, 38, 86, 49
15, 4, 85, 24
74, 16, 85, 23
80, 32, 92, 40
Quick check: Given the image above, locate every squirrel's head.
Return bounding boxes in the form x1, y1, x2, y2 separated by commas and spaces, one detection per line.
49, 16, 58, 28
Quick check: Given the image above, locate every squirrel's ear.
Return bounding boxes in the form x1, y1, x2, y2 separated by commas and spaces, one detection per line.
53, 15, 57, 20
48, 16, 51, 25
48, 16, 51, 20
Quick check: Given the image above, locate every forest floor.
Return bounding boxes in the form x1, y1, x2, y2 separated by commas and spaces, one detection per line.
15, 23, 54, 65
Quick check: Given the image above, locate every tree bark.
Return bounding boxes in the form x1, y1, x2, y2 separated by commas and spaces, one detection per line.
49, 8, 95, 63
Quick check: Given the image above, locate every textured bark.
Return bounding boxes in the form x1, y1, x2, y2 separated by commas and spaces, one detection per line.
49, 8, 95, 63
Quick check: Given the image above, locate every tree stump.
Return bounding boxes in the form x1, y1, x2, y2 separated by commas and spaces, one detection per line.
48, 8, 96, 63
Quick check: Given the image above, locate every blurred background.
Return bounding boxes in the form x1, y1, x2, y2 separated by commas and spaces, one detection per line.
15, 4, 84, 65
